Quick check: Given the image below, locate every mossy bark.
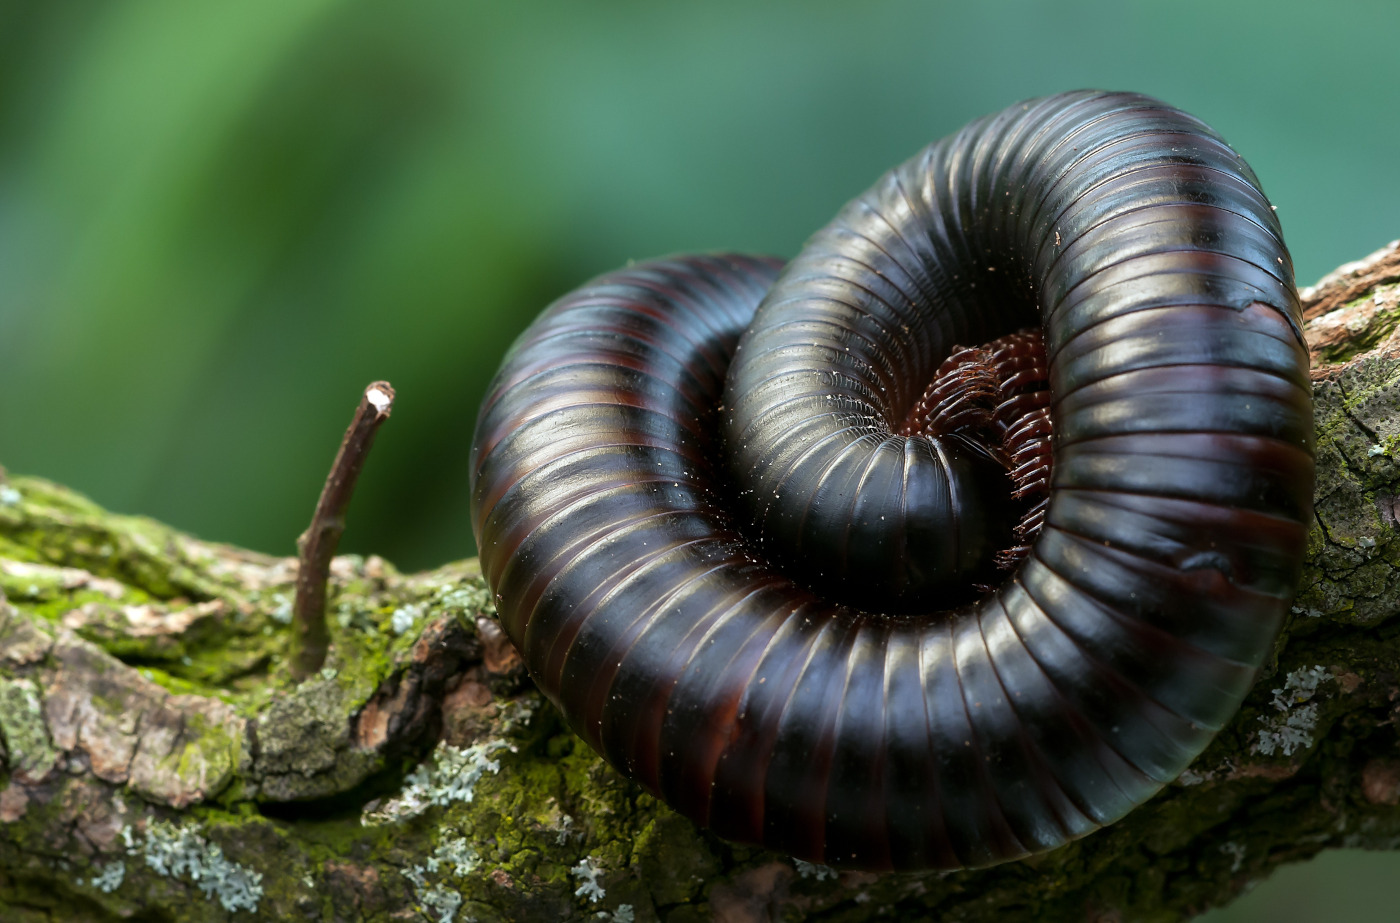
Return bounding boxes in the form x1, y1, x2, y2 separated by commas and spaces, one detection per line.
3, 240, 1400, 923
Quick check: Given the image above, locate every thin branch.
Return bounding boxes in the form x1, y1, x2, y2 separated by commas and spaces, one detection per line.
290, 380, 395, 680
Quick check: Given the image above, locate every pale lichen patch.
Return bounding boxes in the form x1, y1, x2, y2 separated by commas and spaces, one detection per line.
430, 836, 480, 877
127, 820, 264, 913
0, 675, 59, 782
1176, 767, 1213, 786
1269, 665, 1332, 711
268, 593, 293, 624
1254, 666, 1334, 757
402, 864, 463, 923
1255, 704, 1318, 757
362, 739, 514, 825
391, 603, 422, 635
793, 859, 838, 881
435, 579, 495, 617
572, 856, 606, 903
400, 835, 482, 923
1219, 841, 1247, 873
496, 695, 538, 735
89, 860, 125, 893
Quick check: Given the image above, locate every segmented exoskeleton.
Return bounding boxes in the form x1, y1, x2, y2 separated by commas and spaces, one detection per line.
470, 91, 1314, 870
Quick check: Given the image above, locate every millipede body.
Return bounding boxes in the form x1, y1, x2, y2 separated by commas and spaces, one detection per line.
469, 91, 1314, 870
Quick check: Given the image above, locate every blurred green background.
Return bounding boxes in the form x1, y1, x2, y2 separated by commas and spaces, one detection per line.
0, 1, 1396, 917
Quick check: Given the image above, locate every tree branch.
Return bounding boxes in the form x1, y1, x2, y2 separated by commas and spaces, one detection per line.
1, 241, 1399, 922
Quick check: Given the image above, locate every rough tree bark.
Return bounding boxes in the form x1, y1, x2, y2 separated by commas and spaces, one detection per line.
3, 240, 1400, 923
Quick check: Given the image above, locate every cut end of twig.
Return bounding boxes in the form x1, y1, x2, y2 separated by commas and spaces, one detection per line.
366, 381, 395, 414
290, 380, 396, 682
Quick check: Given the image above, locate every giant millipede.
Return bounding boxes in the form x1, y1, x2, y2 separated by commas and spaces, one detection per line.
468, 90, 1314, 870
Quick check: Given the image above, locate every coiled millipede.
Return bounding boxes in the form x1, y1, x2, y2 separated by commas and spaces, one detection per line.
469, 91, 1314, 871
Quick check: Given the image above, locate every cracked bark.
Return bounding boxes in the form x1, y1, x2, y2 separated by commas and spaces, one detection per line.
2, 240, 1400, 922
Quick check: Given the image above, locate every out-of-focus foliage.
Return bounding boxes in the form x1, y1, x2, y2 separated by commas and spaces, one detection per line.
1, 0, 1397, 573
1, 2, 1399, 917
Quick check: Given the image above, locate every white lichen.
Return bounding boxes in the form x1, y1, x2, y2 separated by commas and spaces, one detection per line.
1220, 841, 1247, 873
89, 860, 125, 893
397, 837, 480, 923
1255, 704, 1319, 756
793, 859, 838, 881
336, 601, 356, 629
595, 905, 634, 923
555, 813, 577, 845
362, 739, 514, 825
0, 485, 20, 506
0, 676, 59, 779
498, 696, 539, 735
1269, 665, 1331, 712
126, 820, 264, 913
432, 837, 480, 877
268, 594, 293, 625
391, 604, 422, 635
403, 864, 464, 923
1176, 767, 1213, 786
571, 856, 606, 903
1255, 665, 1332, 757
1369, 443, 1387, 457
436, 580, 495, 616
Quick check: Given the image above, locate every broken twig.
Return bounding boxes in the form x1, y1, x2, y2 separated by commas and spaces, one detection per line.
290, 380, 395, 680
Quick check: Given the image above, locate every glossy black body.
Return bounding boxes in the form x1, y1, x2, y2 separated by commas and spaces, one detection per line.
469, 91, 1314, 870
